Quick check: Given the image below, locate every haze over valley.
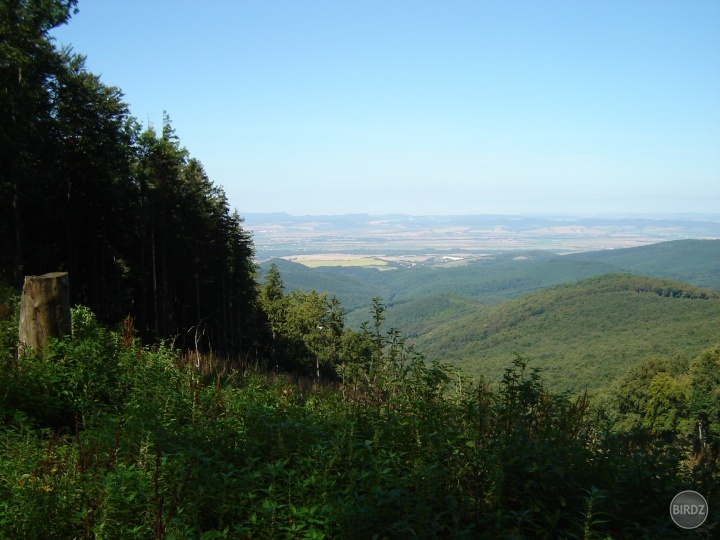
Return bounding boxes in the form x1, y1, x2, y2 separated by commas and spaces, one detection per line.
245, 212, 720, 262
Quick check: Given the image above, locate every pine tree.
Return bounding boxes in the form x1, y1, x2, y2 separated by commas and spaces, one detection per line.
0, 0, 79, 284
260, 263, 287, 370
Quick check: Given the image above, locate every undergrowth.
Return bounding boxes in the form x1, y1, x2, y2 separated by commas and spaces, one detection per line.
0, 303, 718, 538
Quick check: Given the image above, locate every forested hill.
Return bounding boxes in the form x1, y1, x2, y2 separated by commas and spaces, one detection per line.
259, 248, 720, 392
253, 242, 720, 393
260, 239, 720, 328
566, 239, 720, 288
264, 257, 390, 313
0, 2, 259, 354
419, 274, 720, 392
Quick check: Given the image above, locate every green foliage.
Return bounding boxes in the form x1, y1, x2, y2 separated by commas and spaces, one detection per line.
420, 274, 720, 392
259, 265, 352, 380
0, 281, 19, 360
2, 306, 128, 428
596, 347, 720, 517
1, 305, 718, 538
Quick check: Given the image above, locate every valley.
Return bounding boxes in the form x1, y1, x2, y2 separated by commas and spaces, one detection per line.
258, 234, 720, 393
244, 212, 720, 262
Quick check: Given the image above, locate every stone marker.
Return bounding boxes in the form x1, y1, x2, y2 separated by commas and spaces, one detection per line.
18, 272, 71, 352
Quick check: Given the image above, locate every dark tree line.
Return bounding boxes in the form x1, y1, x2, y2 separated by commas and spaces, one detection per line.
1, 0, 260, 355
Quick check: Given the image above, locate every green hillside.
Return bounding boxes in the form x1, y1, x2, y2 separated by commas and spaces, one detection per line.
259, 241, 720, 394
378, 253, 612, 303
369, 293, 482, 336
568, 239, 720, 288
263, 240, 720, 334
419, 274, 720, 393
370, 255, 620, 331
263, 251, 621, 327
259, 258, 389, 312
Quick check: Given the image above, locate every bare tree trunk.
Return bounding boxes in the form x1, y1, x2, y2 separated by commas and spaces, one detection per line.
18, 272, 71, 352
152, 227, 159, 335
12, 178, 22, 287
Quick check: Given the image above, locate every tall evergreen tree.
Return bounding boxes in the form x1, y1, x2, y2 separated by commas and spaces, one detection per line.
0, 0, 78, 284
1, 1, 261, 359
260, 263, 287, 369
50, 50, 135, 319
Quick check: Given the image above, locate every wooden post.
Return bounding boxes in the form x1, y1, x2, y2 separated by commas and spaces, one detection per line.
18, 272, 71, 352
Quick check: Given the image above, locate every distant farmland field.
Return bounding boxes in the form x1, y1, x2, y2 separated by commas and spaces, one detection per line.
281, 254, 390, 268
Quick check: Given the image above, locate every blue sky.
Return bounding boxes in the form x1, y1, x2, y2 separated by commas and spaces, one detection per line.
51, 1, 720, 216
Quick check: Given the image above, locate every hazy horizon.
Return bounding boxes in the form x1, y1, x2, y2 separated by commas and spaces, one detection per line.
241, 211, 720, 220
52, 1, 720, 216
